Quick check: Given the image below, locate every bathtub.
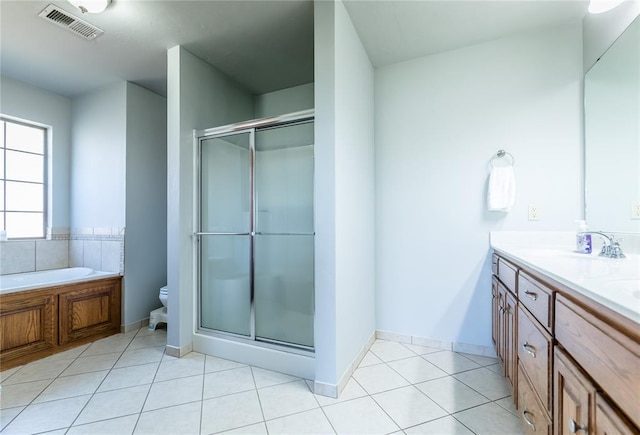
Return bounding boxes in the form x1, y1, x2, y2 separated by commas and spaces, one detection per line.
0, 267, 122, 369
0, 267, 118, 294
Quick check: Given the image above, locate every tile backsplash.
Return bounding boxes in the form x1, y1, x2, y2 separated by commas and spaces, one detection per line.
0, 227, 125, 275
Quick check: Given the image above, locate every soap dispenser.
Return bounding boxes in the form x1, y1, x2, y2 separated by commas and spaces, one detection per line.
576, 220, 592, 254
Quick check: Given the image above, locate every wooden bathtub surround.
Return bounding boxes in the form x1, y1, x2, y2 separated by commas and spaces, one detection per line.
0, 277, 121, 370
491, 252, 640, 434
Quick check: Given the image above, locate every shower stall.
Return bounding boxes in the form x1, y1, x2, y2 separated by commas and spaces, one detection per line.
195, 110, 315, 352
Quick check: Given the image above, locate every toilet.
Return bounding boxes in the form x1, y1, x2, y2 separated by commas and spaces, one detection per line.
148, 285, 168, 330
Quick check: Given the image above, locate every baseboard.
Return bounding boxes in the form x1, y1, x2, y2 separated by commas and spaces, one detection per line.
121, 317, 150, 333
165, 342, 193, 358
314, 329, 376, 399
376, 329, 496, 358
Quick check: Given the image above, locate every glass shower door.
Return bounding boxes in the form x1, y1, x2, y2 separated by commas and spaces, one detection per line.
199, 132, 252, 336
254, 121, 315, 348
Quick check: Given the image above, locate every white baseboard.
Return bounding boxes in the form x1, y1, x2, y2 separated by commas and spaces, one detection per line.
314, 329, 376, 398
165, 342, 193, 358
121, 318, 150, 333
376, 329, 495, 357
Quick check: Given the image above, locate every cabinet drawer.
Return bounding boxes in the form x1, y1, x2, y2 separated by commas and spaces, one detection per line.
518, 272, 554, 333
498, 257, 517, 294
555, 295, 640, 428
518, 365, 552, 435
492, 254, 498, 275
518, 306, 553, 413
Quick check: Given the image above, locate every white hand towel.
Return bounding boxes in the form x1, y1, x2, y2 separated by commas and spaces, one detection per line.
488, 166, 516, 212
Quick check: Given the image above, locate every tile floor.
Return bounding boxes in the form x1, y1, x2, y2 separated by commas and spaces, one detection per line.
0, 327, 524, 434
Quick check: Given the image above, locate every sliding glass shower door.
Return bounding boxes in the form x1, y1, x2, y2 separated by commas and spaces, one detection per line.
198, 116, 314, 349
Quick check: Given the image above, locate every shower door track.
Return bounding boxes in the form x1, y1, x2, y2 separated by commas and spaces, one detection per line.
195, 109, 315, 353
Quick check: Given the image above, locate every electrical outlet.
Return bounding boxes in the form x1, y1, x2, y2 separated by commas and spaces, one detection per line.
528, 205, 540, 221
632, 203, 640, 220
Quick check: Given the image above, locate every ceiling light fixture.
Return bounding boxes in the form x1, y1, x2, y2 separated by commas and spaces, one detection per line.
588, 0, 625, 14
67, 0, 111, 14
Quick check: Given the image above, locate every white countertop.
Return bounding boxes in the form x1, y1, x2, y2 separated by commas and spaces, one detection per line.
490, 232, 640, 324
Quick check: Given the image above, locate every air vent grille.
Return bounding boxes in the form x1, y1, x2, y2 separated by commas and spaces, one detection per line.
38, 4, 104, 40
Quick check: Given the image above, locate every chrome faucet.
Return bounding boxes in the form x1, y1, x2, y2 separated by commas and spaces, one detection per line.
577, 232, 626, 259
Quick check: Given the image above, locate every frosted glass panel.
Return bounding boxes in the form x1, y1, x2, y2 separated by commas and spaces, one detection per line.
254, 234, 314, 347
200, 235, 251, 336
201, 133, 250, 233
255, 123, 314, 234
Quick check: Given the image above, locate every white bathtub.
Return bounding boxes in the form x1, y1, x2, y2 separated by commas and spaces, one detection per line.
0, 267, 119, 294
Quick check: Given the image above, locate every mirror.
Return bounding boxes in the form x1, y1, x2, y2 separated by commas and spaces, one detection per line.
584, 15, 640, 233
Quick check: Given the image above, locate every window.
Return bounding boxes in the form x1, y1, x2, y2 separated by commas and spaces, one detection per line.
0, 118, 47, 239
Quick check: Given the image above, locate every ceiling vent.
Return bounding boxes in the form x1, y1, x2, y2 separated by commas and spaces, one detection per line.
38, 4, 104, 40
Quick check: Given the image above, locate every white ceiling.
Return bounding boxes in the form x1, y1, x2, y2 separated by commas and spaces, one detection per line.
0, 0, 589, 99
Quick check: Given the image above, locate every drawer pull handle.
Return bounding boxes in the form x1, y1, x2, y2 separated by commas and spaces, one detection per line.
569, 418, 587, 433
523, 343, 536, 358
524, 290, 538, 301
522, 408, 536, 431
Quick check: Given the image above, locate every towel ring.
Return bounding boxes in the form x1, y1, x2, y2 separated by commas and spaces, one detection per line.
490, 149, 515, 168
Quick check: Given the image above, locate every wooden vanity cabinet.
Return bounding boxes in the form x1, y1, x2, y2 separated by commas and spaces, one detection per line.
492, 251, 640, 434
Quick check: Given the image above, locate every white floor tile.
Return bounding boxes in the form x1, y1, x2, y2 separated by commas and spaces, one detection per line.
38, 344, 89, 363
60, 352, 121, 377
252, 366, 300, 389
486, 363, 503, 375
0, 365, 22, 383
203, 366, 255, 399
143, 374, 203, 411
68, 414, 138, 435
323, 396, 399, 435
422, 351, 481, 374
135, 401, 202, 434
352, 363, 409, 395
453, 402, 524, 434
258, 379, 319, 420
372, 386, 448, 429
495, 396, 518, 416
155, 352, 205, 382
314, 378, 367, 406
127, 333, 167, 351
2, 395, 90, 434
2, 359, 73, 385
358, 351, 383, 368
219, 422, 268, 434
75, 384, 150, 425
266, 408, 335, 434
201, 390, 264, 434
369, 340, 416, 362
204, 355, 247, 373
81, 333, 135, 357
98, 362, 159, 392
415, 376, 490, 413
404, 415, 474, 434
0, 406, 24, 431
388, 356, 448, 384
33, 370, 108, 403
402, 343, 443, 355
453, 367, 512, 401
458, 353, 499, 367
0, 379, 52, 409
114, 346, 165, 368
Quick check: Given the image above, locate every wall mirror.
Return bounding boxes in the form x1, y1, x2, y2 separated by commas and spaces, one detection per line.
584, 15, 639, 233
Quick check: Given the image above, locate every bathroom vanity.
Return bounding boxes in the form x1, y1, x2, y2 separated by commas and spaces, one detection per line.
490, 241, 639, 434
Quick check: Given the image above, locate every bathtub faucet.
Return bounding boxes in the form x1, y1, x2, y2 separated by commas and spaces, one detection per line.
577, 232, 625, 259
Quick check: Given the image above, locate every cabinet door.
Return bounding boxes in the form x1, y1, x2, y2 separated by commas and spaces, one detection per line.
0, 292, 56, 366
59, 279, 121, 345
554, 347, 593, 435
595, 393, 637, 435
504, 290, 517, 395
492, 276, 499, 348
